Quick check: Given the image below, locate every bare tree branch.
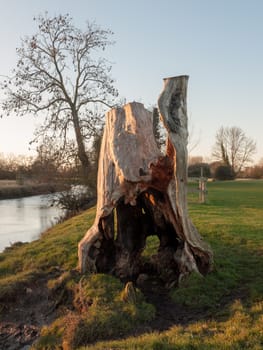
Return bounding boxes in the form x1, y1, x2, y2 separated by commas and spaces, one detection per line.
212, 126, 256, 176
0, 13, 118, 178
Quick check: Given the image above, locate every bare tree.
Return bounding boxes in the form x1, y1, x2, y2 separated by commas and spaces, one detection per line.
0, 13, 118, 178
212, 126, 256, 176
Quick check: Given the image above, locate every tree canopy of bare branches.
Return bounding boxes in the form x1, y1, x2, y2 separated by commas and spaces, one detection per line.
212, 126, 256, 176
0, 13, 118, 178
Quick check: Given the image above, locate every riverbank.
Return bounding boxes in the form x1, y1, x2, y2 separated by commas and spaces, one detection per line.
0, 180, 61, 200
0, 193, 65, 253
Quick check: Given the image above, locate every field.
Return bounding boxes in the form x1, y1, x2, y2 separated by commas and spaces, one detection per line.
0, 179, 58, 199
0, 180, 263, 349
0, 180, 20, 187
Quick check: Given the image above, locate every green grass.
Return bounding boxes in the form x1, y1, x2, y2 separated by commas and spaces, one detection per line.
171, 180, 263, 310
0, 209, 95, 299
1, 180, 263, 349
82, 180, 263, 349
32, 273, 155, 349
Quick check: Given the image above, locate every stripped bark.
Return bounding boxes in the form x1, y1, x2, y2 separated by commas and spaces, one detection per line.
78, 76, 213, 285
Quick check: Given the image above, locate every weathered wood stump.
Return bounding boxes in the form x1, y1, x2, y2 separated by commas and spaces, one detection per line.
78, 76, 213, 286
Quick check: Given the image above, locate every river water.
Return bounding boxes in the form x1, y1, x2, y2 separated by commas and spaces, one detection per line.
0, 194, 64, 252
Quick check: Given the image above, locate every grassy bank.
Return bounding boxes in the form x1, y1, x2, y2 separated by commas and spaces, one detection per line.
0, 180, 263, 349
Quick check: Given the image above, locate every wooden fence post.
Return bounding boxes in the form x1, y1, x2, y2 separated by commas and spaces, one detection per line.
198, 167, 207, 203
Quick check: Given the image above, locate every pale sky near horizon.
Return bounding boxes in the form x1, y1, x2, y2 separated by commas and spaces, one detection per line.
0, 0, 262, 163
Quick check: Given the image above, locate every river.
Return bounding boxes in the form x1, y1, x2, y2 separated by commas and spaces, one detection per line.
0, 194, 64, 252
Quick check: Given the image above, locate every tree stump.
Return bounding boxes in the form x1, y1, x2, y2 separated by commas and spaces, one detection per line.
78, 76, 213, 286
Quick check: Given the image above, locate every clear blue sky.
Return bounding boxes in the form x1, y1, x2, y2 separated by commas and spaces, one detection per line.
0, 0, 262, 162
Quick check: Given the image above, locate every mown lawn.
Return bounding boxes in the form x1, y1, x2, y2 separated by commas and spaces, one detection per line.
0, 180, 263, 349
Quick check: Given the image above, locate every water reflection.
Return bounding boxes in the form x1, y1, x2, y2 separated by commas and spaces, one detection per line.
0, 194, 64, 252
15, 198, 25, 221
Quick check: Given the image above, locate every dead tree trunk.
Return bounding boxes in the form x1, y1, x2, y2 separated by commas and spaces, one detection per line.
78, 76, 213, 286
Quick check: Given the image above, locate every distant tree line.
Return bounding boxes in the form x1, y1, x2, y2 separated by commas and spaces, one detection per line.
188, 158, 263, 180
0, 124, 261, 186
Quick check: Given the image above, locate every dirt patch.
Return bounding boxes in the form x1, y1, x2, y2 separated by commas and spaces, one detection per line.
0, 323, 38, 350
0, 273, 60, 350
